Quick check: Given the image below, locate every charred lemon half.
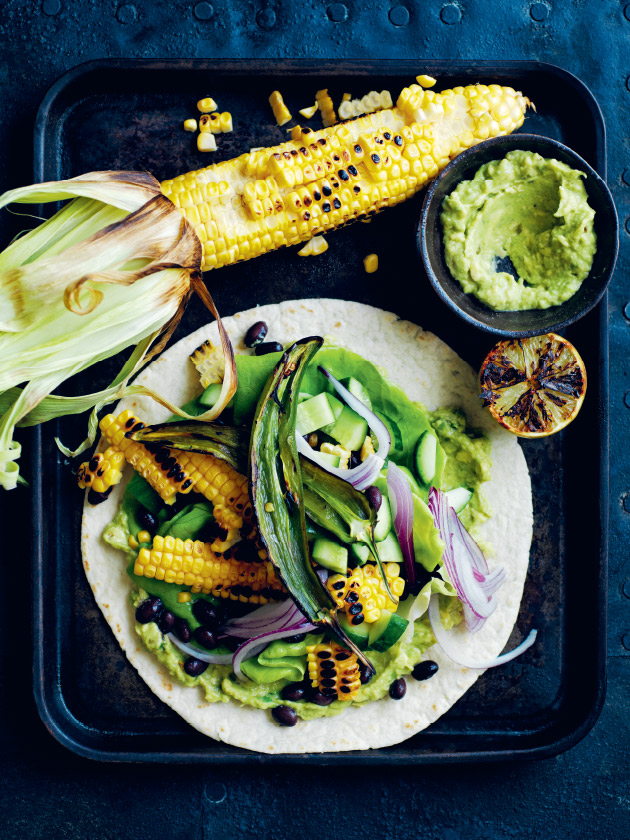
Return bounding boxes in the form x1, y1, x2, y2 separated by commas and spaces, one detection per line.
479, 334, 586, 437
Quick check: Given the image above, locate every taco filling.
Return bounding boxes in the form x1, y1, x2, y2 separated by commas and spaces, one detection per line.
89, 322, 531, 726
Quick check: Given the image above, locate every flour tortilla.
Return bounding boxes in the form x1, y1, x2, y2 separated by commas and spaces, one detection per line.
81, 299, 532, 754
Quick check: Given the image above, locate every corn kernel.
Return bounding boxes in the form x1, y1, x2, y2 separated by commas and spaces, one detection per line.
197, 133, 217, 152
183, 118, 198, 132
177, 591, 192, 603
128, 535, 139, 550
299, 104, 318, 119
363, 253, 378, 273
197, 96, 218, 113
137, 530, 151, 545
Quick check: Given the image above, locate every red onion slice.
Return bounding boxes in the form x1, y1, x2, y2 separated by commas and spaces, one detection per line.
167, 634, 234, 665
221, 600, 305, 639
386, 461, 416, 586
428, 595, 537, 669
232, 619, 317, 682
428, 487, 506, 631
296, 366, 392, 492
296, 433, 383, 491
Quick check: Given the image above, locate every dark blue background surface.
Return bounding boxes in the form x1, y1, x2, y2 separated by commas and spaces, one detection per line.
0, 1, 629, 836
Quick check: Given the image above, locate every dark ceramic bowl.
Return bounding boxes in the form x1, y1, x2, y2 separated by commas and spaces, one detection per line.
419, 133, 618, 337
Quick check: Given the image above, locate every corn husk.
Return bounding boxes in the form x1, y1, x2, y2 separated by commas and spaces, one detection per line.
0, 171, 235, 490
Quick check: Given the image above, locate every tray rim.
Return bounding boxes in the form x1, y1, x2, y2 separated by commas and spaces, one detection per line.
31, 56, 608, 764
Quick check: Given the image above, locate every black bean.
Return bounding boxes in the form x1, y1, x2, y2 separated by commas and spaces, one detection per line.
412, 660, 439, 681
365, 485, 382, 512
138, 508, 158, 533
272, 705, 298, 726
389, 678, 407, 700
193, 626, 217, 650
157, 610, 175, 634
310, 690, 334, 706
193, 600, 218, 628
281, 683, 307, 702
173, 617, 192, 643
349, 452, 361, 469
221, 635, 242, 652
244, 321, 268, 347
135, 597, 163, 624
87, 488, 112, 506
358, 662, 373, 685
255, 341, 284, 356
350, 614, 365, 626
286, 633, 306, 643
184, 658, 208, 677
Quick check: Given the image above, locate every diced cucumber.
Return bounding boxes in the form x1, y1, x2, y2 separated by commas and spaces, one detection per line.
296, 392, 337, 435
318, 451, 341, 468
298, 391, 314, 403
325, 405, 368, 451
350, 542, 371, 565
374, 496, 392, 542
434, 438, 447, 488
367, 609, 409, 652
341, 376, 372, 410
198, 382, 223, 407
414, 431, 437, 484
338, 611, 370, 649
311, 537, 348, 575
445, 486, 473, 513
376, 531, 404, 565
326, 393, 344, 421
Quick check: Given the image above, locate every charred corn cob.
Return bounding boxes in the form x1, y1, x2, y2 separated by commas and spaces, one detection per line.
307, 641, 361, 700
327, 562, 405, 624
269, 91, 292, 126
134, 535, 286, 602
315, 89, 337, 127
161, 82, 529, 272
77, 446, 125, 494
99, 410, 252, 527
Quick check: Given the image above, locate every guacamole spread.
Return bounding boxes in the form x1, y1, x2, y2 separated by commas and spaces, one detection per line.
103, 342, 492, 721
440, 149, 597, 311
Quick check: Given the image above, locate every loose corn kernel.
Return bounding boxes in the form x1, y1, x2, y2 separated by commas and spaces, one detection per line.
320, 442, 350, 469
269, 90, 292, 126
416, 75, 437, 88
128, 535, 139, 550
197, 133, 217, 152
197, 96, 218, 113
297, 234, 328, 256
307, 641, 361, 701
183, 118, 198, 132
360, 435, 375, 461
177, 591, 192, 603
264, 502, 275, 513
299, 104, 318, 119
137, 530, 152, 544
363, 253, 378, 273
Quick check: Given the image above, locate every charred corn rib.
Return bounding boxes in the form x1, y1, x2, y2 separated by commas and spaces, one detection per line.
189, 339, 225, 387
327, 563, 405, 624
77, 446, 125, 494
307, 641, 361, 700
134, 535, 286, 602
99, 410, 252, 529
360, 434, 375, 461
161, 82, 529, 272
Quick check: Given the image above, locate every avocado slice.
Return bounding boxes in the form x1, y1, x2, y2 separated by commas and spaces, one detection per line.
367, 609, 409, 652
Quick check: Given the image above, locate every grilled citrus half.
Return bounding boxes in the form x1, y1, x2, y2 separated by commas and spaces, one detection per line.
479, 334, 587, 437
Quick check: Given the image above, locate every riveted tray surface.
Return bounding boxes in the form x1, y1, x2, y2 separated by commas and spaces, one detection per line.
32, 59, 608, 763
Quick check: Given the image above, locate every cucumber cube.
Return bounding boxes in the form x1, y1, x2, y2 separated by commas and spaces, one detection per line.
377, 532, 404, 565
325, 405, 368, 451
199, 382, 223, 407
414, 431, 437, 484
338, 611, 370, 649
350, 542, 371, 565
341, 376, 372, 410
318, 452, 341, 469
445, 486, 473, 513
367, 609, 409, 652
311, 537, 348, 575
296, 392, 337, 435
374, 496, 392, 542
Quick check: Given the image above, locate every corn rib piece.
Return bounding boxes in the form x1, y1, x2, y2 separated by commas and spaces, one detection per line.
77, 446, 125, 494
315, 89, 337, 127
189, 339, 225, 387
161, 82, 529, 272
134, 535, 286, 602
307, 641, 361, 701
99, 410, 252, 527
269, 91, 292, 126
327, 562, 405, 624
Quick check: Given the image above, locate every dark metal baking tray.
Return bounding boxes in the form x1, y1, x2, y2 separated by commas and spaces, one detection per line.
31, 59, 608, 764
